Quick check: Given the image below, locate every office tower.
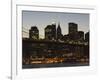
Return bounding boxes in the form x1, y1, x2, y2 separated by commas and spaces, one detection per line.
85, 32, 89, 42
68, 23, 78, 34
45, 23, 56, 40
68, 22, 78, 40
57, 22, 62, 40
51, 23, 56, 40
29, 26, 39, 40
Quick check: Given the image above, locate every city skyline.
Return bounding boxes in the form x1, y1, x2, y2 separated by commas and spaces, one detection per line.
22, 11, 89, 38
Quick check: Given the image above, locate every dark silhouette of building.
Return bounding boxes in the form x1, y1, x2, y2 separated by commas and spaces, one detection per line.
45, 25, 52, 40
52, 23, 56, 40
77, 31, 84, 41
85, 32, 89, 42
68, 23, 78, 40
68, 23, 78, 34
57, 22, 62, 40
29, 26, 39, 40
84, 32, 89, 57
45, 23, 56, 40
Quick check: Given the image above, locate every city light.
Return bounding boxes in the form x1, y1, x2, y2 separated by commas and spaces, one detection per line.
22, 22, 89, 69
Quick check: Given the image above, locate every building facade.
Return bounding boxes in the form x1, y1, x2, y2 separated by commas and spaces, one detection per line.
68, 23, 78, 40
57, 23, 62, 40
85, 32, 89, 42
45, 23, 56, 40
68, 23, 78, 34
29, 26, 39, 40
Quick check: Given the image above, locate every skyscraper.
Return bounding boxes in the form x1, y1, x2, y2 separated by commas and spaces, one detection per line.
51, 23, 56, 40
29, 26, 39, 40
68, 23, 78, 34
57, 22, 62, 40
85, 32, 89, 42
68, 23, 78, 40
45, 23, 56, 40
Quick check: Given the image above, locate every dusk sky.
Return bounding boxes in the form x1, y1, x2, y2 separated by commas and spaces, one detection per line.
22, 11, 89, 38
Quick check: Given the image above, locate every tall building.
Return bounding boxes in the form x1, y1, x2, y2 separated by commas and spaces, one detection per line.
45, 25, 52, 40
68, 23, 78, 40
85, 32, 89, 42
45, 23, 56, 40
84, 32, 89, 57
51, 23, 56, 40
68, 23, 78, 34
57, 23, 62, 40
29, 26, 39, 40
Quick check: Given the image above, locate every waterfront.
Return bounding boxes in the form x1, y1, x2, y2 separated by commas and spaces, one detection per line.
23, 63, 89, 69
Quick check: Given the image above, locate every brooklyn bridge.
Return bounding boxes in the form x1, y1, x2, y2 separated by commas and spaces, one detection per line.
22, 38, 89, 68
